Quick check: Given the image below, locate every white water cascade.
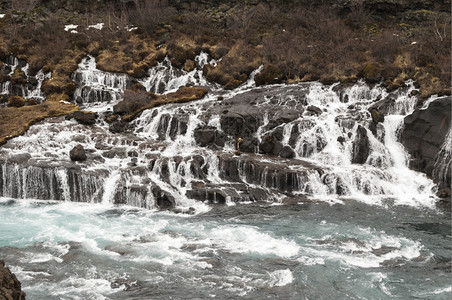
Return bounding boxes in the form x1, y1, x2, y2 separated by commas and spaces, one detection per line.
0, 56, 50, 102
71, 55, 131, 107
0, 54, 448, 211
139, 51, 216, 94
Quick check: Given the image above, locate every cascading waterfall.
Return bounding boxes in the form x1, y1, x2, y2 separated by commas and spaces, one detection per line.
72, 55, 131, 106
0, 53, 447, 210
0, 56, 50, 102
139, 52, 215, 94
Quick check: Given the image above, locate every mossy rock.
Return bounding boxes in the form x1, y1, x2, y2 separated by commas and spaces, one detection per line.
204, 64, 230, 86
254, 64, 283, 86
121, 87, 208, 122
10, 69, 27, 85
224, 79, 242, 90
8, 96, 27, 107
183, 59, 195, 72
128, 64, 148, 78
42, 76, 76, 96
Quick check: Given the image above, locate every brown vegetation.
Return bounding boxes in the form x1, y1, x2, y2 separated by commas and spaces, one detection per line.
0, 0, 450, 105
0, 94, 78, 145
118, 87, 208, 122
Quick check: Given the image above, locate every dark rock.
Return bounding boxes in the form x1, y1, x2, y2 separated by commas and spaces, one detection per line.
337, 136, 345, 144
400, 96, 451, 186
239, 137, 259, 153
128, 150, 138, 157
68, 111, 97, 125
369, 107, 385, 123
0, 260, 26, 300
109, 120, 133, 133
103, 148, 127, 159
269, 109, 301, 126
259, 135, 283, 156
152, 186, 176, 209
194, 126, 217, 147
352, 125, 370, 164
220, 110, 261, 138
307, 105, 323, 116
280, 146, 295, 159
6, 153, 32, 164
70, 144, 87, 161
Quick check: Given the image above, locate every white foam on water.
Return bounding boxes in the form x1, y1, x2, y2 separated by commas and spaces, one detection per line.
210, 225, 300, 257
268, 269, 294, 287
297, 256, 325, 265
304, 226, 424, 268
370, 272, 392, 296
432, 286, 452, 294
9, 266, 52, 281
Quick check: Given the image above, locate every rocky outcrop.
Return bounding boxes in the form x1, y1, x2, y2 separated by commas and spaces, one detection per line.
401, 96, 451, 188
0, 260, 26, 300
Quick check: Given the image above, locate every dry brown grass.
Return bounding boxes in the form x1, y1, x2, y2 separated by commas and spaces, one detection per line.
0, 93, 79, 145
121, 87, 207, 121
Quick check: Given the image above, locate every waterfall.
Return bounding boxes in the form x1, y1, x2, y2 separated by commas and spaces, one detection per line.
0, 56, 50, 102
0, 53, 446, 210
72, 55, 131, 106
139, 52, 215, 94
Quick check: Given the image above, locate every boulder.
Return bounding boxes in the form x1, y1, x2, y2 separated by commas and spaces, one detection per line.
280, 146, 296, 159
70, 144, 87, 161
0, 260, 26, 300
109, 120, 133, 134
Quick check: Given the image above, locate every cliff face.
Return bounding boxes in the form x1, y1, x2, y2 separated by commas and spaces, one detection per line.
0, 261, 25, 300
401, 97, 451, 194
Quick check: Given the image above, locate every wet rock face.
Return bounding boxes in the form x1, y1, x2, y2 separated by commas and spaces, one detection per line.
401, 96, 451, 185
0, 260, 26, 300
70, 144, 87, 161
352, 125, 370, 164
